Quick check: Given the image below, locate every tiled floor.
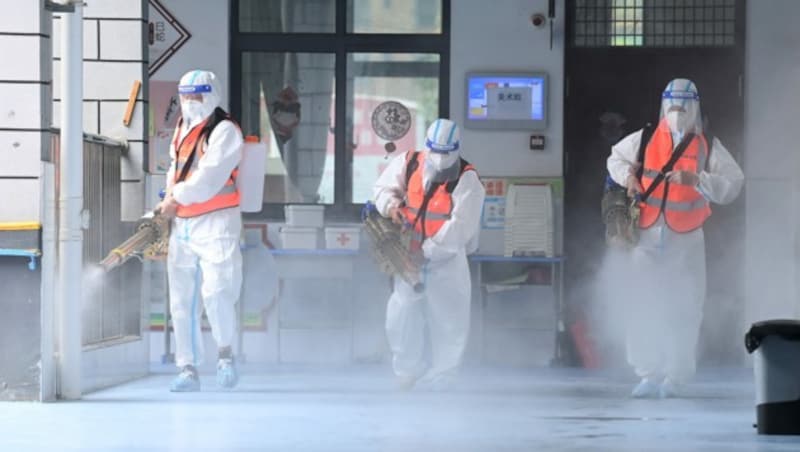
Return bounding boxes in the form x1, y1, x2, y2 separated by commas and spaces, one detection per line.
0, 366, 798, 451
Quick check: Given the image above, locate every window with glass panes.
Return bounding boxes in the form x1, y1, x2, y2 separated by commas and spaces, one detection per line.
572, 0, 737, 48
231, 0, 450, 220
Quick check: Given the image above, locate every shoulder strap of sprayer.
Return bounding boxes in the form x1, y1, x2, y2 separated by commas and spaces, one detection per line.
634, 123, 654, 180
404, 151, 420, 189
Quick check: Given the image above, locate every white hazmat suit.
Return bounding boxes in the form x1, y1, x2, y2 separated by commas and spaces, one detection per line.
607, 79, 744, 397
373, 119, 485, 389
164, 70, 244, 390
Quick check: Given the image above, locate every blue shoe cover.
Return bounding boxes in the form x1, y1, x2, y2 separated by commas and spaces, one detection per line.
170, 368, 200, 392
631, 378, 660, 398
659, 379, 679, 399
217, 358, 239, 389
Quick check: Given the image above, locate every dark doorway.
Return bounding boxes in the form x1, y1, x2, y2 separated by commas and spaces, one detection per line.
563, 0, 746, 367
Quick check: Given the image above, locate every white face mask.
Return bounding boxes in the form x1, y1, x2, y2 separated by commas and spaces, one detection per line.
427, 151, 458, 171
665, 110, 690, 133
181, 100, 206, 124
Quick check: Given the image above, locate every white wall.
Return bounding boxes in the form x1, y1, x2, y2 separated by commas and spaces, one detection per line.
451, 0, 564, 178
148, 0, 230, 105
0, 0, 50, 222
743, 0, 800, 326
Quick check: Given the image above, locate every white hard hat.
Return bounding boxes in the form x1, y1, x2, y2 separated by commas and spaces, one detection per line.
425, 118, 460, 153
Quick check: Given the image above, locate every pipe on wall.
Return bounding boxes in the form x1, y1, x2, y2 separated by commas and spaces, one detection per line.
56, 0, 83, 400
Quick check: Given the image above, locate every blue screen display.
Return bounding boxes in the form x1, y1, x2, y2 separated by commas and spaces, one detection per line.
467, 75, 545, 121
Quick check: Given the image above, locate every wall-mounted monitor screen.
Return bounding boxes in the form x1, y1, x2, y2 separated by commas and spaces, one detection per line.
465, 72, 547, 130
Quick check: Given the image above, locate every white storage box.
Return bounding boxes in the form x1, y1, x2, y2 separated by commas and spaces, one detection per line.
285, 205, 324, 228
279, 226, 319, 249
324, 226, 361, 250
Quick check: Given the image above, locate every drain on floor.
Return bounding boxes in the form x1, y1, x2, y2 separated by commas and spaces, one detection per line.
541, 416, 669, 422
570, 433, 626, 439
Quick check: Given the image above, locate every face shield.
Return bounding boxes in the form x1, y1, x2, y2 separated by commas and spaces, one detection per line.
178, 70, 222, 126
660, 78, 702, 138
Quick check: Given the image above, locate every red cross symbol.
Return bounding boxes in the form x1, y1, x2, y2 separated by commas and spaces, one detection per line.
336, 233, 351, 246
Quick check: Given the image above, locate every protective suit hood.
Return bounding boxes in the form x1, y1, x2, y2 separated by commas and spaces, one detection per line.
178, 70, 222, 127
660, 78, 703, 139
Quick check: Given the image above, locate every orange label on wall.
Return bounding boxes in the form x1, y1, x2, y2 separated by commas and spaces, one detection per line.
483, 178, 506, 197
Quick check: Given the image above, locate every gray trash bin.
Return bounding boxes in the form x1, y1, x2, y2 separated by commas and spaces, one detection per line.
744, 319, 800, 435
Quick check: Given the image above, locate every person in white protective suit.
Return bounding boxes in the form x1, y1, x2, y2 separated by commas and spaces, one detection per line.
156, 70, 244, 392
606, 78, 744, 398
373, 118, 486, 390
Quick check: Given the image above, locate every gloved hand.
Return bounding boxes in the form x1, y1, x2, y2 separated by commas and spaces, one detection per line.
421, 239, 457, 266
626, 173, 643, 198
156, 192, 178, 219
666, 170, 700, 186
625, 163, 644, 198
388, 205, 405, 225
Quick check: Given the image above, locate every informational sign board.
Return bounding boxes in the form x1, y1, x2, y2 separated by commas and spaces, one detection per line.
148, 0, 191, 76
148, 80, 179, 174
481, 178, 508, 230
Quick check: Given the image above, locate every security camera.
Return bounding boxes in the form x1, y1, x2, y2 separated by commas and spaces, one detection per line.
531, 13, 547, 29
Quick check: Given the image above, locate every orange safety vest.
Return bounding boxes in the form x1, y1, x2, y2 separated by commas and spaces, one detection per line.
401, 151, 476, 250
638, 119, 711, 233
171, 113, 240, 218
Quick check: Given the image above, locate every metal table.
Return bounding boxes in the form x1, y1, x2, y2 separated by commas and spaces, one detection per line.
469, 254, 567, 366
161, 246, 360, 364
270, 248, 360, 363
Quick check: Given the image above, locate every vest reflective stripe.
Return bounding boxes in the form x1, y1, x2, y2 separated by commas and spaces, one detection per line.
642, 195, 708, 212
638, 119, 711, 232
173, 120, 240, 218
665, 198, 708, 212
406, 206, 451, 221
642, 197, 661, 208
401, 151, 474, 248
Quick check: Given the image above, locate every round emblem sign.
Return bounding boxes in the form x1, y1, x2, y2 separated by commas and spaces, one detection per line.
371, 101, 412, 142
